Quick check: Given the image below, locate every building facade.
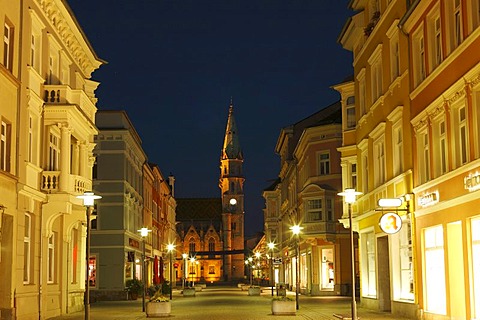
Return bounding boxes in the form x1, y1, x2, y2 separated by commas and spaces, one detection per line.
1, 0, 104, 318
176, 102, 245, 283
402, 1, 480, 319
338, 0, 416, 318
263, 101, 353, 296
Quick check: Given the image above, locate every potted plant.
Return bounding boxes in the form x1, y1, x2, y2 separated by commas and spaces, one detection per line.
248, 285, 261, 296
271, 296, 296, 315
125, 278, 143, 300
146, 289, 171, 318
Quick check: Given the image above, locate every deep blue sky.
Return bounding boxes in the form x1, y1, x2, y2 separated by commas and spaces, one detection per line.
68, 0, 353, 236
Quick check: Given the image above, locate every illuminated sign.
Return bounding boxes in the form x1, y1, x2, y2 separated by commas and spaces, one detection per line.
464, 172, 480, 192
418, 191, 439, 207
379, 212, 402, 234
378, 198, 403, 208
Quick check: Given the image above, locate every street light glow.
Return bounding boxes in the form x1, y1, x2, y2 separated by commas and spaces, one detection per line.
290, 224, 303, 235
167, 243, 175, 252
337, 188, 363, 204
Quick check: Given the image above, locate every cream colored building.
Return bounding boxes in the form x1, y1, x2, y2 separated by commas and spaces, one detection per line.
263, 101, 353, 296
0, 0, 104, 318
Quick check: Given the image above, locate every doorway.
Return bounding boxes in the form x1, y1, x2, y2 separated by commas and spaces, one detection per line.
377, 236, 391, 311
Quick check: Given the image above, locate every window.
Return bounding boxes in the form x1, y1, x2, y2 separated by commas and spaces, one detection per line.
189, 237, 196, 254
373, 138, 385, 187
318, 152, 330, 175
28, 116, 33, 162
391, 219, 414, 301
428, 7, 443, 70
23, 213, 32, 284
452, 104, 468, 168
351, 163, 357, 190
393, 125, 403, 176
387, 20, 401, 84
369, 47, 383, 102
326, 198, 333, 221
362, 151, 369, 193
208, 238, 215, 252
418, 130, 430, 184
433, 117, 448, 176
361, 231, 376, 297
208, 265, 215, 274
47, 233, 56, 283
346, 96, 356, 129
357, 69, 366, 116
88, 256, 96, 287
413, 29, 426, 87
0, 120, 11, 172
48, 131, 60, 171
3, 22, 13, 71
453, 0, 463, 47
306, 199, 322, 221
424, 226, 446, 314
471, 218, 480, 319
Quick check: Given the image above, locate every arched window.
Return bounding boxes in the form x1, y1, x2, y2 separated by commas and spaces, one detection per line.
189, 237, 196, 253
208, 238, 215, 258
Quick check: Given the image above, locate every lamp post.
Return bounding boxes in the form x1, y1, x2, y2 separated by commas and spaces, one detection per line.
267, 242, 275, 296
338, 188, 363, 320
182, 253, 188, 289
248, 256, 253, 285
167, 244, 175, 300
290, 224, 303, 310
254, 252, 261, 285
138, 227, 151, 312
76, 192, 102, 320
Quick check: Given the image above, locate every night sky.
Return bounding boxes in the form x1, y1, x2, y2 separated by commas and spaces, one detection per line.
67, 0, 353, 236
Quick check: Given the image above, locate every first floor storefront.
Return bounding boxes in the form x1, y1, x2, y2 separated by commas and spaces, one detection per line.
415, 172, 480, 320
283, 236, 354, 296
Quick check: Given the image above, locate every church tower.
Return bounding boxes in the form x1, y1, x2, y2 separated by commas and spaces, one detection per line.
219, 100, 245, 281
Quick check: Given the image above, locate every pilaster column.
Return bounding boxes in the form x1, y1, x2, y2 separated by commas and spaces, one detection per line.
59, 124, 72, 192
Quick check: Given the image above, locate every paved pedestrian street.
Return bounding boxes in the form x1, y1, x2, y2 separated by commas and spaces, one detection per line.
51, 286, 412, 320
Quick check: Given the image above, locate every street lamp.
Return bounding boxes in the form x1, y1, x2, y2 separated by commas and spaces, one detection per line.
247, 256, 253, 285
289, 224, 303, 310
267, 242, 275, 296
138, 227, 151, 312
76, 192, 101, 320
182, 253, 188, 289
338, 188, 363, 320
167, 244, 175, 300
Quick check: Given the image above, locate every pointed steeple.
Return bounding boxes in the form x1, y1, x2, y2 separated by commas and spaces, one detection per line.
222, 100, 243, 160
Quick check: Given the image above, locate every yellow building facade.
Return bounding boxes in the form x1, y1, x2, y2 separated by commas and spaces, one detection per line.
402, 0, 480, 319
338, 0, 416, 318
0, 0, 104, 318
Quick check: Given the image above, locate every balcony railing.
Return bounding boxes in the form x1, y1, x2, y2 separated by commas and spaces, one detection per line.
42, 171, 92, 194
43, 84, 97, 122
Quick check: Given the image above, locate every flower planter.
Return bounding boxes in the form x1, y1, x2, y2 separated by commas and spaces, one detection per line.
194, 285, 203, 292
272, 300, 296, 315
241, 285, 250, 291
183, 287, 196, 297
248, 287, 261, 296
146, 301, 171, 318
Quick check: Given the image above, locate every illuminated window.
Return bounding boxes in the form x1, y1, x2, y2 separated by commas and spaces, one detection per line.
391, 219, 414, 301
433, 117, 448, 177
351, 163, 357, 190
89, 256, 97, 287
424, 225, 446, 314
189, 237, 196, 254
471, 218, 480, 319
321, 248, 335, 290
208, 238, 215, 252
361, 231, 377, 297
373, 138, 385, 187
209, 265, 215, 274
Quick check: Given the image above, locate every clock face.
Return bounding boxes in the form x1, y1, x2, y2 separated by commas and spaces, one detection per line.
229, 198, 237, 205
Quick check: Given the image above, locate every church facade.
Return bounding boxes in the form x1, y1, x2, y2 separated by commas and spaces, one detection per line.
175, 102, 245, 283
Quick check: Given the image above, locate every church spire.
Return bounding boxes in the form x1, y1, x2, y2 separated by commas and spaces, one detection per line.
222, 100, 243, 160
